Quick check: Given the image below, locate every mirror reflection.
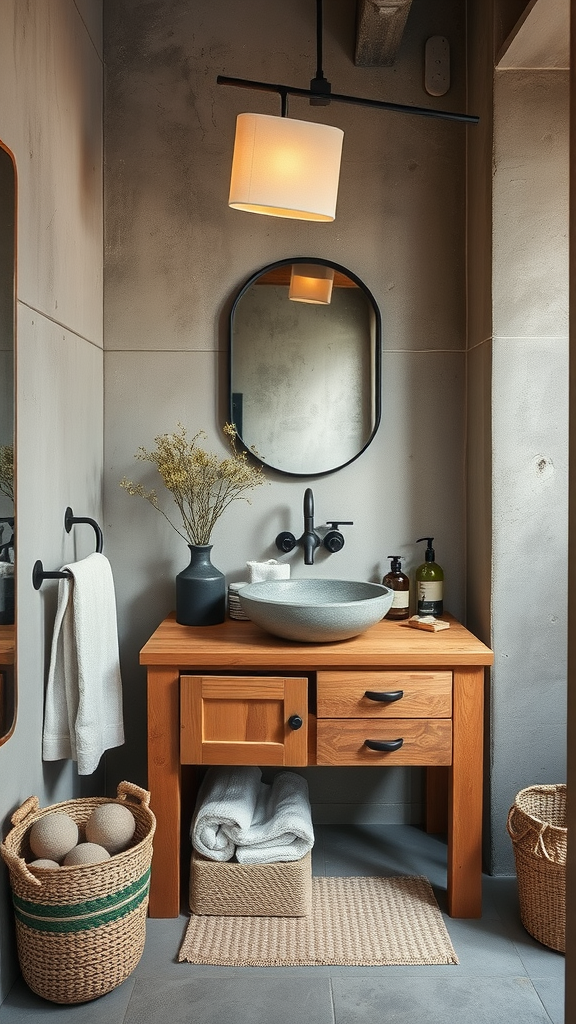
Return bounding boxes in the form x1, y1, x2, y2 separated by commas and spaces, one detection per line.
0, 140, 16, 744
230, 259, 381, 476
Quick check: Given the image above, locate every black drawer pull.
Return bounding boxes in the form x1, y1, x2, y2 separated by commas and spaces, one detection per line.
288, 714, 303, 730
364, 738, 404, 752
364, 690, 404, 703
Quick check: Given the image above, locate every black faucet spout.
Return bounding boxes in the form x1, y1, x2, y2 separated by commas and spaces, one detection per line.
302, 487, 321, 565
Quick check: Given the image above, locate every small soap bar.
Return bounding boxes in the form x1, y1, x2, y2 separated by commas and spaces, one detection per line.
400, 615, 450, 633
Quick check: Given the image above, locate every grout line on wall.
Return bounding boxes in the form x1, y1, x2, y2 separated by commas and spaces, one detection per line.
467, 337, 492, 353
493, 334, 568, 341
72, 0, 103, 65
104, 347, 468, 356
19, 300, 103, 350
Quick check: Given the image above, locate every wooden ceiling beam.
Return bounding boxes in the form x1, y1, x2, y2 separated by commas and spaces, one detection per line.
354, 0, 414, 67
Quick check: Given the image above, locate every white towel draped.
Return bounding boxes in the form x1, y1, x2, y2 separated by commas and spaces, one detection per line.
191, 766, 314, 864
42, 552, 125, 776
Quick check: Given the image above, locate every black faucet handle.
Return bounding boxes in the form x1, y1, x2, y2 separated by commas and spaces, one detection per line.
324, 521, 353, 554
276, 531, 296, 553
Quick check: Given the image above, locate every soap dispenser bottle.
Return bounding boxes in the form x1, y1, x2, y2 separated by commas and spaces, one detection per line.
382, 556, 410, 620
415, 537, 444, 617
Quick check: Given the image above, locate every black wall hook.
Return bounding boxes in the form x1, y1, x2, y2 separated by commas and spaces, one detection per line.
32, 507, 104, 590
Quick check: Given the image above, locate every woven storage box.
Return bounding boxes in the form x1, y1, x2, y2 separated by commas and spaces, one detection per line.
190, 848, 312, 917
507, 784, 566, 953
0, 781, 156, 1004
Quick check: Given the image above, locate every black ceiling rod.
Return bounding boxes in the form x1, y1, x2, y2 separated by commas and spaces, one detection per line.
216, 76, 479, 125
310, 0, 331, 106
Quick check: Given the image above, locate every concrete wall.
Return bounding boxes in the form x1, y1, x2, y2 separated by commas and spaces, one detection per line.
490, 68, 569, 872
0, 0, 103, 1001
103, 0, 469, 824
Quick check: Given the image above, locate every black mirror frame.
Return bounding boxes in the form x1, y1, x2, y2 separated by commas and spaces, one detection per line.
228, 257, 382, 478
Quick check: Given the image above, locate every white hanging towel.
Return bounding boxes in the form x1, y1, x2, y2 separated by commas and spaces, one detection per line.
42, 552, 125, 776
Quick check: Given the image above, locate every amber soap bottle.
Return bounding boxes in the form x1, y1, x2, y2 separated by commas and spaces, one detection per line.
382, 555, 410, 620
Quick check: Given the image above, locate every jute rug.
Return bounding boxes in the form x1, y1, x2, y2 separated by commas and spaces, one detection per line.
178, 875, 459, 966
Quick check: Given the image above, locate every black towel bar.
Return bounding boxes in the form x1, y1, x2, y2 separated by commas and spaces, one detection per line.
32, 507, 104, 590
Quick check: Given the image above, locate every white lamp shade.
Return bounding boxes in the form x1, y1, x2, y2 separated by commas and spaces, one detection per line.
228, 113, 344, 222
289, 263, 335, 304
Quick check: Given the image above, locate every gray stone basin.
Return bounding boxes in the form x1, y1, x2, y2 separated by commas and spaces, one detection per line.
237, 579, 394, 643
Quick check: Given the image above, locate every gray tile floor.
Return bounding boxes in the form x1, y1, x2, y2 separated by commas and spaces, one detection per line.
0, 825, 565, 1023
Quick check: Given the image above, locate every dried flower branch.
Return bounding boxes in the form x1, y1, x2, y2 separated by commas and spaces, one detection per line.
121, 424, 266, 546
0, 445, 14, 503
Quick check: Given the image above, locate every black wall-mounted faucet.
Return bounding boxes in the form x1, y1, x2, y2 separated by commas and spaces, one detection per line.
275, 488, 353, 565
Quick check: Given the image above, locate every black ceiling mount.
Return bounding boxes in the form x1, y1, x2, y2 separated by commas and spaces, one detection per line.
217, 0, 479, 126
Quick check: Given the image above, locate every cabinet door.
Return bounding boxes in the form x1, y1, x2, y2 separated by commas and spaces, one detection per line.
180, 675, 308, 766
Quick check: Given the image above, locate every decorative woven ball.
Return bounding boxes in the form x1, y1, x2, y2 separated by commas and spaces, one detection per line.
63, 842, 111, 866
29, 812, 79, 862
85, 802, 136, 855
28, 859, 60, 869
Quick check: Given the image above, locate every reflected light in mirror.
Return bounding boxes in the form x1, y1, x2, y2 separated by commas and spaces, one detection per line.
228, 113, 344, 222
289, 263, 334, 304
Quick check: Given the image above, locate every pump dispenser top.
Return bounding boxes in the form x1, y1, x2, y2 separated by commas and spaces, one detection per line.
415, 537, 444, 617
418, 537, 436, 562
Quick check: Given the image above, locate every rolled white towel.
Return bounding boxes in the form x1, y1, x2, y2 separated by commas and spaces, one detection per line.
224, 771, 314, 865
191, 766, 263, 862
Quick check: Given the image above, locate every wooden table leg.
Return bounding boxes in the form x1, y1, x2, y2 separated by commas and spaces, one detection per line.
447, 666, 484, 917
147, 666, 181, 917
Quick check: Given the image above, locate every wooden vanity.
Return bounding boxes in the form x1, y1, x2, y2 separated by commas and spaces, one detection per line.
140, 612, 493, 919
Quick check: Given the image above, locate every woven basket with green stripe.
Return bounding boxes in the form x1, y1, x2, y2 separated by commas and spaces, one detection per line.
0, 781, 156, 1004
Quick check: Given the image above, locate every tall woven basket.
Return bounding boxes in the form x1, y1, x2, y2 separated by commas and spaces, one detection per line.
506, 784, 566, 953
0, 781, 156, 1004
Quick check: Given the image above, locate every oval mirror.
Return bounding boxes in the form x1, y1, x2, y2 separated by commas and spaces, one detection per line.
229, 258, 381, 476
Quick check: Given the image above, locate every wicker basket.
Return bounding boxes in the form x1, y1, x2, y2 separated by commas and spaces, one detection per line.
0, 781, 156, 1004
506, 784, 566, 953
190, 848, 312, 917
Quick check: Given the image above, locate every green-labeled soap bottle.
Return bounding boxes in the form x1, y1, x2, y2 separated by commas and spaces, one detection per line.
415, 537, 444, 617
382, 556, 410, 620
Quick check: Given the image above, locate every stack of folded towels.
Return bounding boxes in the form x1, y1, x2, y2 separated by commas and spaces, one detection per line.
191, 766, 314, 864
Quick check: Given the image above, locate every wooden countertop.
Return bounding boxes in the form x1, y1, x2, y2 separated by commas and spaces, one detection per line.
140, 612, 493, 670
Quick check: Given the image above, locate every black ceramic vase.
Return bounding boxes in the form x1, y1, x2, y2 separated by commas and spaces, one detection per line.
176, 544, 226, 626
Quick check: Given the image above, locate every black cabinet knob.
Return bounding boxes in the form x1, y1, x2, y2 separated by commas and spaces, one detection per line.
288, 714, 303, 730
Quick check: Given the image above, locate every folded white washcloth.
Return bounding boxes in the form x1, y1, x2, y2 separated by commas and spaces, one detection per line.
0, 562, 14, 576
247, 559, 290, 583
42, 552, 125, 776
191, 766, 263, 861
225, 771, 314, 865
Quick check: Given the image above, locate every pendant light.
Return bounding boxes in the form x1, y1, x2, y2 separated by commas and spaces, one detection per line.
289, 263, 335, 303
228, 113, 343, 222
219, 1, 478, 222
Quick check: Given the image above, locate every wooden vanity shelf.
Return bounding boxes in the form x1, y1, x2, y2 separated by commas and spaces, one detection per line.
140, 613, 493, 920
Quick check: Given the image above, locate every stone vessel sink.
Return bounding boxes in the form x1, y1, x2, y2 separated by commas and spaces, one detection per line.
237, 579, 394, 643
